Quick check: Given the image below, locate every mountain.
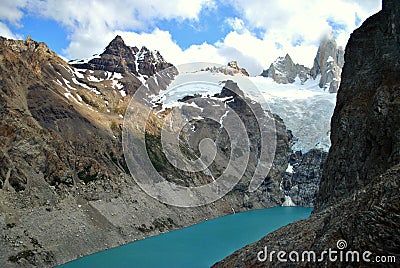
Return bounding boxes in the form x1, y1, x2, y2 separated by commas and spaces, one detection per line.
310, 36, 344, 93
214, 1, 400, 266
0, 35, 295, 266
260, 54, 310, 84
69, 35, 173, 80
261, 36, 344, 93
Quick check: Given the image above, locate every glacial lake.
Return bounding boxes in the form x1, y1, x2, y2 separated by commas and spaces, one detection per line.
60, 206, 312, 268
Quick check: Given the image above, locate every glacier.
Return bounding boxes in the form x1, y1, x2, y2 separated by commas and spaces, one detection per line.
246, 75, 336, 153
150, 65, 336, 153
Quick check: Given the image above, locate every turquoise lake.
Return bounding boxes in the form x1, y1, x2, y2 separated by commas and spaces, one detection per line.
60, 206, 312, 268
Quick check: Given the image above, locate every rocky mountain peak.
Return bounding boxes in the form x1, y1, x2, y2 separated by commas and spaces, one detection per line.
70, 36, 173, 79
260, 53, 309, 84
102, 35, 132, 58
135, 46, 172, 77
261, 35, 344, 92
310, 35, 344, 93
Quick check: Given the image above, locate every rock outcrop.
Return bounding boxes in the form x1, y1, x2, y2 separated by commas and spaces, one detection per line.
215, 1, 400, 267
227, 61, 249, 76
203, 61, 250, 76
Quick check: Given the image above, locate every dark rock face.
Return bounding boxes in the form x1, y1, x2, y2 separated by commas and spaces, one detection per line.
214, 165, 400, 268
215, 1, 400, 267
317, 1, 400, 211
261, 54, 310, 84
282, 149, 328, 207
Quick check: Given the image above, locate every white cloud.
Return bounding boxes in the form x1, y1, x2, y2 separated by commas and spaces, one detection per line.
0, 22, 18, 39
117, 29, 225, 65
0, 0, 27, 39
27, 0, 216, 58
0, 0, 27, 25
225, 17, 246, 33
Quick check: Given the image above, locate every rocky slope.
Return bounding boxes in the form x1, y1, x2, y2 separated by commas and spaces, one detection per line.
214, 1, 400, 267
261, 37, 344, 93
0, 36, 293, 267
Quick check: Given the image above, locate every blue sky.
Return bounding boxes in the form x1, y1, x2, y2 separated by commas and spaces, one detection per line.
0, 0, 381, 75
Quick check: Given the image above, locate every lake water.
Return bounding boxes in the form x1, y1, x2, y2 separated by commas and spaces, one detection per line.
60, 206, 312, 268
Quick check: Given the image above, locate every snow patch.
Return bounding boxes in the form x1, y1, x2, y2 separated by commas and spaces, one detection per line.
64, 92, 82, 105
62, 78, 76, 91
282, 195, 296, 206
219, 111, 229, 128
112, 80, 124, 90
68, 54, 100, 65
87, 75, 104, 82
112, 72, 123, 80
286, 163, 294, 173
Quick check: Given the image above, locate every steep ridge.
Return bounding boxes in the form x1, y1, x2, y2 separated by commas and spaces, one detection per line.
0, 36, 293, 266
215, 1, 400, 267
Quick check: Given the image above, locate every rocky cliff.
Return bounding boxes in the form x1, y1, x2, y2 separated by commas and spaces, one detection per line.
215, 1, 400, 266
282, 149, 327, 207
0, 36, 292, 267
